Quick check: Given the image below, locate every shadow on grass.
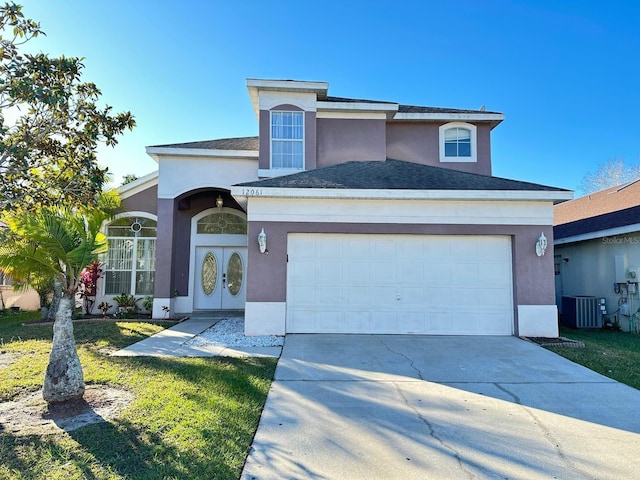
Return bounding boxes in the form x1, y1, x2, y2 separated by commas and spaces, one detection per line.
70, 418, 241, 480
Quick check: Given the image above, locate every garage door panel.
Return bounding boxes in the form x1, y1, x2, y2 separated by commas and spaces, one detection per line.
425, 263, 452, 282
399, 263, 423, 284
371, 286, 397, 305
369, 262, 391, 283
287, 234, 513, 335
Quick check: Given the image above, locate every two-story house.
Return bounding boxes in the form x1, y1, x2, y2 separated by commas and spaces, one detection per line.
103, 78, 571, 338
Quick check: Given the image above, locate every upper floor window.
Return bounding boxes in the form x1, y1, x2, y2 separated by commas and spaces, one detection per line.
439, 122, 477, 163
104, 216, 156, 296
271, 111, 304, 169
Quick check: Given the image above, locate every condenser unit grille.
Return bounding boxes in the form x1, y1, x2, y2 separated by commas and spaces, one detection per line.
561, 296, 601, 328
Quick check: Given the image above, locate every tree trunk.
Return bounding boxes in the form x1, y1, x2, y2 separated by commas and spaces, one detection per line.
47, 276, 62, 322
42, 294, 85, 403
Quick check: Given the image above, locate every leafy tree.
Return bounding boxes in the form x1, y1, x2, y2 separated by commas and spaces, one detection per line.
578, 158, 640, 194
121, 174, 139, 186
0, 2, 135, 210
0, 205, 111, 403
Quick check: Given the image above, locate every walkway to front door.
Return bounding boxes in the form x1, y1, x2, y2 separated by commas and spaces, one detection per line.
194, 246, 246, 310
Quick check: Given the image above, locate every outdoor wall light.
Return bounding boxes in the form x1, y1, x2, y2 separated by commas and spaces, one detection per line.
258, 228, 268, 254
536, 232, 548, 257
216, 195, 224, 209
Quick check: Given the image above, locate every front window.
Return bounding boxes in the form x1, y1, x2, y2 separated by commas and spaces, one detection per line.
271, 111, 304, 169
104, 217, 156, 296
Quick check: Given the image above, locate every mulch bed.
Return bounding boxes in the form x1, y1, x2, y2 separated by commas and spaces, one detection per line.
524, 336, 585, 348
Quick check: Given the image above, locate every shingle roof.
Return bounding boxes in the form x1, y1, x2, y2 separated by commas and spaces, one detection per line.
149, 136, 259, 151
398, 105, 502, 115
237, 159, 568, 192
554, 179, 640, 226
554, 205, 640, 239
322, 95, 501, 115
323, 95, 397, 105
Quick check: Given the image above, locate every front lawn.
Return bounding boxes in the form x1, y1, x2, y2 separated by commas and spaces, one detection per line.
0, 311, 277, 479
547, 327, 640, 390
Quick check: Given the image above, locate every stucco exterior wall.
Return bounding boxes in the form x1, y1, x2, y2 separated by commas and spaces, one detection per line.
158, 156, 258, 199
121, 184, 158, 215
0, 287, 39, 311
386, 122, 492, 175
555, 232, 640, 330
316, 118, 386, 166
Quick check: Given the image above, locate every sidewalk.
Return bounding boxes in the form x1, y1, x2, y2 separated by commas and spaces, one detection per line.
111, 314, 282, 358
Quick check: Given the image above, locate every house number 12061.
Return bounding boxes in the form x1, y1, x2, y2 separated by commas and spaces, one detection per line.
242, 188, 263, 196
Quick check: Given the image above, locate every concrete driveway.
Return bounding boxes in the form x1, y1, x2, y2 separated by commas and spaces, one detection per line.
242, 335, 640, 479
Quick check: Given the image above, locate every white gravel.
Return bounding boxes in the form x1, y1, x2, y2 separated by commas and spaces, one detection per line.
184, 318, 284, 348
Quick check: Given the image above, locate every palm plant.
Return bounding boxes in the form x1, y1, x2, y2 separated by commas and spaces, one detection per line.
0, 206, 109, 403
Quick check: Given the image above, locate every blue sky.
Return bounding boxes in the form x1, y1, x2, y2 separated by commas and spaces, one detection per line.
22, 1, 640, 191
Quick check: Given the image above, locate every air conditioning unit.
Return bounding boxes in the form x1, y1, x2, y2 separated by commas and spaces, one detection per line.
561, 296, 601, 328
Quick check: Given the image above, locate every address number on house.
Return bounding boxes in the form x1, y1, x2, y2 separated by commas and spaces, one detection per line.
241, 188, 263, 196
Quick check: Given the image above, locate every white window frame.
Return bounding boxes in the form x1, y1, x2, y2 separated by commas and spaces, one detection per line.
270, 110, 305, 172
439, 122, 477, 163
103, 213, 157, 297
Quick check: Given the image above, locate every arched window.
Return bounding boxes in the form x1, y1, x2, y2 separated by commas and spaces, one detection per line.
104, 216, 156, 295
197, 211, 247, 234
439, 122, 477, 163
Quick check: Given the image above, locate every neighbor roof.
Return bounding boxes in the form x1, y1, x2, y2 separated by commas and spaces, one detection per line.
555, 205, 640, 240
149, 136, 259, 151
554, 179, 640, 226
238, 159, 569, 192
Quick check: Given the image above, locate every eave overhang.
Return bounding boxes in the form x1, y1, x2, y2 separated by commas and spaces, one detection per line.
231, 187, 573, 210
146, 146, 259, 162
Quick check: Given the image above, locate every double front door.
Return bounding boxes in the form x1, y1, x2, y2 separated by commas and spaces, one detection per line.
194, 246, 246, 310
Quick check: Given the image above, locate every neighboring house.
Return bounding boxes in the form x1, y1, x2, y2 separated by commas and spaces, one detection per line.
554, 180, 640, 331
0, 223, 40, 311
97, 78, 571, 337
0, 270, 39, 311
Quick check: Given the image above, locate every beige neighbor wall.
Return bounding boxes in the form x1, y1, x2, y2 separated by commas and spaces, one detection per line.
1, 286, 39, 311
555, 232, 640, 331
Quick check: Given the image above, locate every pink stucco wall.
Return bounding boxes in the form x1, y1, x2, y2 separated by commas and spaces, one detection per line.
122, 184, 158, 215
316, 118, 386, 166
386, 122, 492, 175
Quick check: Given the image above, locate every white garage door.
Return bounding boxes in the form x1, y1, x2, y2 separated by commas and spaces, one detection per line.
287, 234, 513, 335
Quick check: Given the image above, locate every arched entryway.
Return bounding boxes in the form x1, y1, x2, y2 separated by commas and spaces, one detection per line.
190, 208, 247, 310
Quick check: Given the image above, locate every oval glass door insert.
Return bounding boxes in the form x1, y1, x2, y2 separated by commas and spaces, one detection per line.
227, 252, 243, 296
201, 252, 218, 296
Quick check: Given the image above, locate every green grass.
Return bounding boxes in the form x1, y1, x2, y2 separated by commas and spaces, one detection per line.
547, 327, 640, 390
0, 311, 277, 479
